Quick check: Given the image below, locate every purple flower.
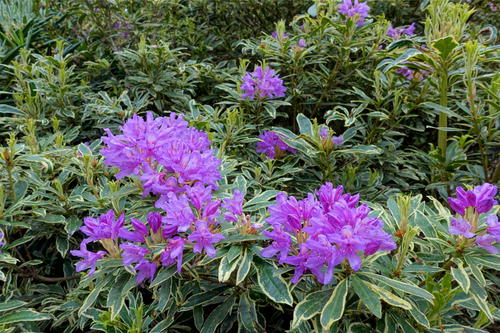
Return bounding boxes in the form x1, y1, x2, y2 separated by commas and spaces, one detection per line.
160, 236, 186, 273
271, 30, 288, 40
266, 192, 320, 233
119, 218, 148, 243
261, 225, 292, 264
120, 243, 148, 266
285, 244, 310, 284
241, 66, 287, 100
298, 38, 307, 47
448, 217, 475, 238
70, 241, 107, 276
186, 182, 212, 211
332, 136, 344, 146
221, 189, 244, 216
387, 23, 416, 39
256, 131, 296, 159
201, 199, 221, 223
315, 183, 359, 213
80, 210, 124, 242
188, 220, 225, 258
319, 126, 330, 141
133, 259, 157, 284
159, 193, 196, 232
0, 232, 3, 253
329, 225, 366, 271
477, 235, 498, 254
486, 214, 500, 240
251, 223, 264, 230
448, 184, 498, 216
147, 212, 162, 234
338, 0, 370, 26
305, 235, 341, 285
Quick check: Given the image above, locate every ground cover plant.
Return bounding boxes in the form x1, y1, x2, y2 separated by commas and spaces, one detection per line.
0, 0, 500, 332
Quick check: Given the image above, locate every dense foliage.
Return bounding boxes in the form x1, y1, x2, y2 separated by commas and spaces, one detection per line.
0, 0, 500, 332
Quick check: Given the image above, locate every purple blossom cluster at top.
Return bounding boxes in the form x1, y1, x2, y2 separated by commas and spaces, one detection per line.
446, 183, 499, 254
488, 2, 498, 11
241, 66, 287, 100
101, 112, 221, 200
261, 183, 397, 284
0, 232, 4, 253
256, 131, 296, 159
338, 0, 370, 26
387, 23, 416, 39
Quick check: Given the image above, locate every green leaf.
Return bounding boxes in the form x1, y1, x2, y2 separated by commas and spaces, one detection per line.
78, 274, 114, 316
182, 286, 231, 309
243, 190, 280, 209
238, 292, 258, 331
236, 248, 253, 285
0, 309, 53, 324
464, 256, 486, 287
200, 294, 235, 333
320, 279, 349, 328
0, 105, 26, 116
65, 215, 82, 235
13, 180, 28, 202
352, 275, 382, 318
219, 248, 242, 282
451, 260, 470, 293
292, 289, 333, 329
359, 272, 433, 300
78, 143, 92, 156
297, 113, 313, 137
39, 214, 66, 224
150, 265, 177, 287
469, 278, 493, 322
387, 39, 415, 52
253, 257, 292, 305
18, 155, 54, 173
56, 236, 69, 257
366, 282, 412, 310
383, 48, 422, 73
407, 298, 430, 328
107, 273, 131, 319
432, 36, 459, 61
0, 300, 26, 312
264, 104, 276, 118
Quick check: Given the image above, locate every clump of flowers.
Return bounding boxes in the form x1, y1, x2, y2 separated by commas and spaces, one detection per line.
0, 231, 4, 253
101, 112, 221, 201
338, 0, 370, 26
241, 66, 287, 100
387, 23, 416, 39
447, 183, 499, 253
261, 183, 396, 284
319, 126, 343, 152
271, 30, 288, 41
256, 131, 296, 159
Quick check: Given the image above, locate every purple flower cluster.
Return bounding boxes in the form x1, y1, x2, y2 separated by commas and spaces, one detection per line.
256, 131, 296, 160
101, 112, 221, 199
396, 61, 430, 81
387, 23, 416, 39
261, 183, 396, 284
446, 183, 499, 254
241, 66, 286, 100
0, 231, 4, 253
448, 184, 498, 217
488, 2, 498, 11
319, 126, 343, 152
338, 0, 370, 26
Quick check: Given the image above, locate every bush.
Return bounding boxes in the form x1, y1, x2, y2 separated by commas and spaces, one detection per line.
0, 0, 499, 332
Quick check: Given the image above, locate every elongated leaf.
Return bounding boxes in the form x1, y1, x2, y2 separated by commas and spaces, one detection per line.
107, 273, 131, 319
253, 257, 292, 305
352, 275, 382, 318
236, 248, 253, 285
239, 292, 258, 331
366, 283, 412, 310
320, 279, 349, 328
297, 113, 313, 137
432, 36, 459, 61
0, 300, 26, 312
292, 289, 333, 328
359, 272, 433, 300
200, 294, 235, 333
0, 309, 53, 324
150, 265, 177, 287
182, 286, 231, 309
451, 261, 470, 293
78, 274, 114, 316
383, 48, 422, 73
